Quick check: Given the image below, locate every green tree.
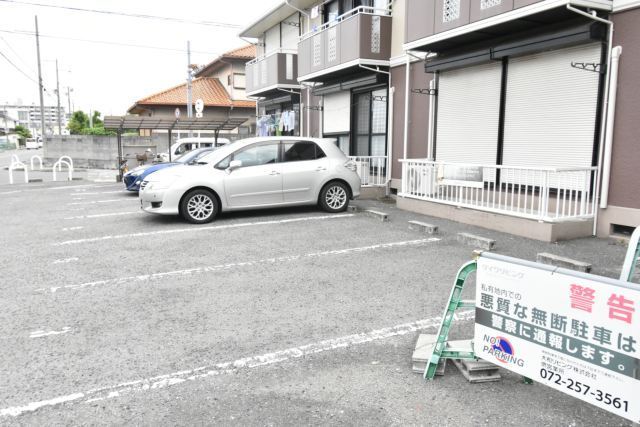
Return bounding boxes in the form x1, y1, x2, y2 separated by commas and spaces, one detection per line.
14, 125, 31, 141
91, 111, 103, 127
67, 110, 89, 134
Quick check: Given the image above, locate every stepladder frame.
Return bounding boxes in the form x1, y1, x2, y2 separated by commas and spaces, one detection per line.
423, 260, 477, 380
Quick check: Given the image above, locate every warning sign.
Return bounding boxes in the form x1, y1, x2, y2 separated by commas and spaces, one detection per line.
474, 253, 640, 423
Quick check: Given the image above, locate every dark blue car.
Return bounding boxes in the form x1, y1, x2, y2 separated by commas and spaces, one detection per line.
123, 147, 216, 191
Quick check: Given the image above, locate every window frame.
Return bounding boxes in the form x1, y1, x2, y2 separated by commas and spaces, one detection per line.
214, 141, 282, 170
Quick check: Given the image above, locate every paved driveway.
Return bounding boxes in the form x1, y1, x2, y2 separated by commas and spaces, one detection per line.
0, 180, 632, 425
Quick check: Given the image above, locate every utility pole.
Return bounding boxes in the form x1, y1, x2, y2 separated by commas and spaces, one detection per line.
55, 59, 62, 135
66, 87, 72, 115
187, 40, 193, 137
35, 16, 46, 143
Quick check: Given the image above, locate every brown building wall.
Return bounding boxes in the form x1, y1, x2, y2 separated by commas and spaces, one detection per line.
608, 7, 640, 210
390, 62, 433, 180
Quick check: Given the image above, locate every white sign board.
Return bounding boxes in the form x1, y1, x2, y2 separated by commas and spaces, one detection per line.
174, 108, 180, 119
475, 254, 640, 423
194, 98, 204, 114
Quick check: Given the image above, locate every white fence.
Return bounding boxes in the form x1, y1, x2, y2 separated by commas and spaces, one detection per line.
348, 156, 387, 187
400, 160, 597, 221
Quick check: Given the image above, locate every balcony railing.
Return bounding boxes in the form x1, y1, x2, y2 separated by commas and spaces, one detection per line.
399, 160, 597, 222
349, 156, 387, 187
245, 48, 299, 96
297, 6, 392, 81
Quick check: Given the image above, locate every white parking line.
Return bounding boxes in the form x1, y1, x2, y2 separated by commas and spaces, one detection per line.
63, 211, 141, 220
62, 227, 84, 231
52, 257, 79, 264
42, 238, 439, 293
53, 214, 355, 246
70, 190, 124, 196
29, 327, 72, 338
0, 190, 21, 195
0, 311, 473, 417
67, 199, 132, 206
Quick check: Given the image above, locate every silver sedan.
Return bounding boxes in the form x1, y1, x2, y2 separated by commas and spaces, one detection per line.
139, 137, 361, 223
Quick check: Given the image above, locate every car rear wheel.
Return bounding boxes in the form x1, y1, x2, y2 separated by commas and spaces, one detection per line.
181, 189, 218, 224
319, 181, 349, 213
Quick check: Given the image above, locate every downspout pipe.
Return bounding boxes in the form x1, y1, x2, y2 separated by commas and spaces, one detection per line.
566, 5, 613, 236
600, 46, 622, 209
403, 54, 410, 162
387, 86, 395, 195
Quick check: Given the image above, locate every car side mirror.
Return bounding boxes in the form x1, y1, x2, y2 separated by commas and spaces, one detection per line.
227, 159, 242, 173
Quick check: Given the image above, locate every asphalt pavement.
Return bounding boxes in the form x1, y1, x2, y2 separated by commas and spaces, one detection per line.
0, 179, 633, 426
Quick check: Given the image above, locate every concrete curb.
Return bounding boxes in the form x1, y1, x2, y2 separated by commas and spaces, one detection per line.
364, 209, 389, 222
457, 232, 496, 250
536, 252, 592, 273
408, 220, 438, 234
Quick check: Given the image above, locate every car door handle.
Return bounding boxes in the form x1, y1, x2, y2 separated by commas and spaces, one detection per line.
315, 166, 327, 172
269, 171, 280, 176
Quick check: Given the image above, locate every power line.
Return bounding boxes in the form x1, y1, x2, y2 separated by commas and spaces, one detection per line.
0, 34, 36, 74
0, 0, 242, 28
0, 48, 38, 83
0, 29, 222, 56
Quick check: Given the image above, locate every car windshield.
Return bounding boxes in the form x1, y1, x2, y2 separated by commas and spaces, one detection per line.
175, 148, 215, 164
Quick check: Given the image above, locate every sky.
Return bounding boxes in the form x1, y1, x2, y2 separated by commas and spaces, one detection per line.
0, 0, 281, 116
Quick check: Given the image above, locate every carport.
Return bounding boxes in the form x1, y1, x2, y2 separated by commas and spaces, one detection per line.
104, 115, 248, 179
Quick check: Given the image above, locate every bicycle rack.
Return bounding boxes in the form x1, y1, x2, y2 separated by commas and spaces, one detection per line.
52, 157, 73, 181
9, 159, 29, 184
30, 155, 43, 171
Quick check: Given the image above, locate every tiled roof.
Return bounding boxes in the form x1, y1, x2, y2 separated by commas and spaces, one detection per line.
133, 77, 255, 109
196, 44, 255, 77
223, 44, 256, 59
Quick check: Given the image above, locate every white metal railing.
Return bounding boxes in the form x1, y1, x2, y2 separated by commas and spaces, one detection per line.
30, 155, 43, 171
247, 48, 298, 66
349, 156, 387, 187
300, 5, 392, 41
399, 160, 597, 222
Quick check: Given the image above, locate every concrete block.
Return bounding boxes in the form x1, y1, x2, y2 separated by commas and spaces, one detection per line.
28, 178, 43, 183
411, 334, 446, 375
452, 359, 501, 383
408, 220, 438, 234
536, 252, 592, 273
457, 232, 496, 250
71, 177, 83, 181
364, 209, 388, 222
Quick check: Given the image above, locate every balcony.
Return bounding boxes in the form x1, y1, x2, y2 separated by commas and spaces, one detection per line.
245, 49, 300, 97
404, 0, 613, 52
297, 7, 392, 83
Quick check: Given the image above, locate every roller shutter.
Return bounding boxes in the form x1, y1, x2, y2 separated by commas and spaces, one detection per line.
323, 91, 351, 134
435, 61, 502, 164
502, 43, 602, 168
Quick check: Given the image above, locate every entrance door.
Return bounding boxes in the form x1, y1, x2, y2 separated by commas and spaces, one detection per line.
353, 87, 387, 157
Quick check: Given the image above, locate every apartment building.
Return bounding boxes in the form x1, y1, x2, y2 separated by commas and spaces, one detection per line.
241, 0, 640, 241
4, 104, 68, 137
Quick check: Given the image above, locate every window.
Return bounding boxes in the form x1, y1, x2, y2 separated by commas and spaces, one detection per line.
233, 143, 279, 167
233, 73, 246, 89
283, 141, 326, 162
352, 87, 387, 156
325, 0, 339, 24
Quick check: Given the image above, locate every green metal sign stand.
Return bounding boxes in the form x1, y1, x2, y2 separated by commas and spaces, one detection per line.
423, 260, 477, 380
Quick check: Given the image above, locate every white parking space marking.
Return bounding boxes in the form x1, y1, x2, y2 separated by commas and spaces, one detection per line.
29, 327, 72, 338
71, 190, 125, 196
53, 214, 355, 246
42, 238, 439, 293
63, 212, 141, 220
0, 190, 21, 195
52, 258, 79, 264
67, 199, 132, 206
0, 311, 473, 417
62, 227, 84, 232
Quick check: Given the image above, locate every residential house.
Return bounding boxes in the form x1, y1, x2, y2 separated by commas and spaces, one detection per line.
241, 0, 640, 241
128, 45, 257, 138
396, 0, 640, 241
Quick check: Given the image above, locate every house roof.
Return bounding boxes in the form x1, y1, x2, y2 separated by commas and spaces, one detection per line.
195, 44, 256, 78
239, 0, 317, 39
128, 77, 255, 113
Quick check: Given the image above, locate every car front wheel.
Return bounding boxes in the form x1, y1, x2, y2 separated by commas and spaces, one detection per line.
319, 181, 349, 213
181, 189, 218, 224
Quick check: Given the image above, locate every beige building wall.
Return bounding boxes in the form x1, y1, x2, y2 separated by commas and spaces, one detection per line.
390, 0, 406, 59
